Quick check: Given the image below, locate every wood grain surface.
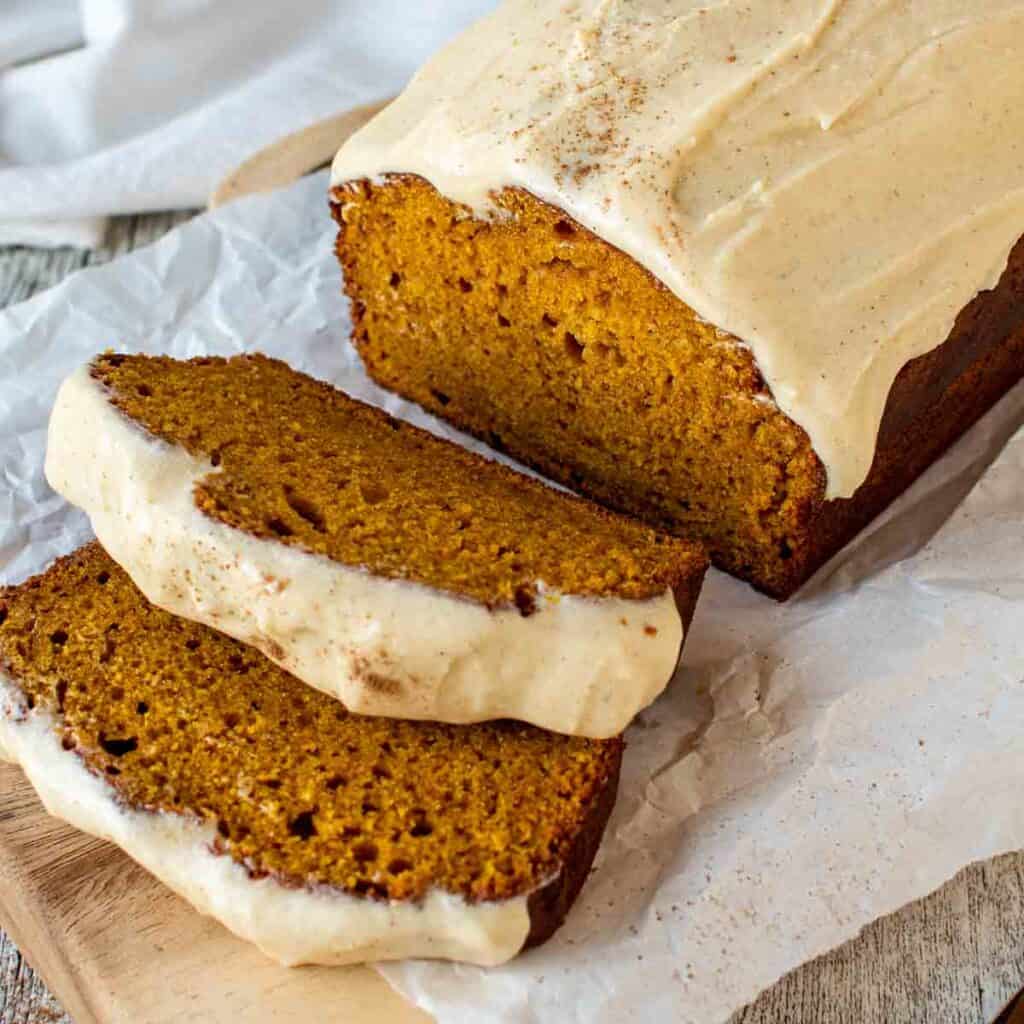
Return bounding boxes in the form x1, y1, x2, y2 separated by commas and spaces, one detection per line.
1, 213, 1022, 1024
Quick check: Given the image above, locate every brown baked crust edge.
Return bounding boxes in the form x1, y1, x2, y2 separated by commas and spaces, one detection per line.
524, 742, 622, 948
665, 560, 706, 677
673, 565, 703, 640
769, 243, 1024, 599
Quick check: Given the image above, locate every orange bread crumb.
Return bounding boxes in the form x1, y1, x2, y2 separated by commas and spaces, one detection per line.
92, 352, 707, 609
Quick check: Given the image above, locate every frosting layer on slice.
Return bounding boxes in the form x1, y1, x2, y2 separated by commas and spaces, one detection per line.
332, 0, 1024, 498
46, 359, 697, 738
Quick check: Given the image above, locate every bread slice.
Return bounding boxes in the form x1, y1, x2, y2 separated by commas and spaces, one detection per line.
45, 353, 707, 738
0, 544, 622, 966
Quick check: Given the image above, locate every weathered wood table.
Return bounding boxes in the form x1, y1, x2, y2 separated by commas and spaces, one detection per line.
1, 213, 1023, 1024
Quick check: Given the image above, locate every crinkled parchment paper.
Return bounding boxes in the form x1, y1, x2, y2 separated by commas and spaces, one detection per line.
1, 173, 1023, 1024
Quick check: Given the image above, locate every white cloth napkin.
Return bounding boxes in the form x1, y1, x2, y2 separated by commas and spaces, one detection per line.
0, 0, 493, 248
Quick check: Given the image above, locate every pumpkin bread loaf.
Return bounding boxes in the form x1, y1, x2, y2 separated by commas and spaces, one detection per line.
46, 353, 707, 738
332, 176, 1024, 600
0, 544, 622, 966
328, 1, 1024, 599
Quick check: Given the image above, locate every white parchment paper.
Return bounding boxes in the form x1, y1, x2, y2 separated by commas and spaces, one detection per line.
1, 173, 1023, 1023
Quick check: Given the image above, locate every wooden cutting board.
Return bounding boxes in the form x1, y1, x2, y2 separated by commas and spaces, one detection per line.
0, 762, 429, 1024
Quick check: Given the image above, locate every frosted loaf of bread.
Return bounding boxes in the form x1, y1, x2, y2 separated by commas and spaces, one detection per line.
331, 0, 1024, 597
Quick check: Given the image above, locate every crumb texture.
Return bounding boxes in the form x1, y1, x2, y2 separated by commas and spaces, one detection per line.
92, 352, 702, 607
335, 176, 823, 595
333, 175, 1024, 597
0, 544, 622, 903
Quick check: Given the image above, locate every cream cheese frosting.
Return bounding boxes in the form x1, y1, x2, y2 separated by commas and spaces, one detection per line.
45, 365, 683, 739
331, 0, 1024, 499
0, 672, 530, 967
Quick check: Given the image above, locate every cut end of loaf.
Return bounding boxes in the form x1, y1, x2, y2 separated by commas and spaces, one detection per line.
332, 174, 826, 598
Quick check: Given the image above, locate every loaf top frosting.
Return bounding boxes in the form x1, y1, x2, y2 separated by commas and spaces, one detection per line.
332, 0, 1024, 499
